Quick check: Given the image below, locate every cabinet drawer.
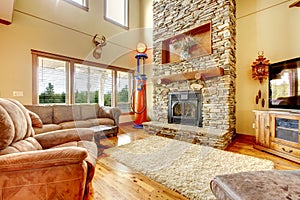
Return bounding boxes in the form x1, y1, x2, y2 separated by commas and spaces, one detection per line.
270, 142, 300, 158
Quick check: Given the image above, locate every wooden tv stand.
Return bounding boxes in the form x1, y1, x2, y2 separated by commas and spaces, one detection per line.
253, 110, 300, 164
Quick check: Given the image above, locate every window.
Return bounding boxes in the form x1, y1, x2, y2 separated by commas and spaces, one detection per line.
32, 50, 133, 114
64, 0, 88, 11
116, 71, 133, 112
104, 0, 128, 29
74, 64, 114, 105
38, 57, 68, 104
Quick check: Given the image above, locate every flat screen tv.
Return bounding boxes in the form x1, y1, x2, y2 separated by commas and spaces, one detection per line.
269, 57, 300, 110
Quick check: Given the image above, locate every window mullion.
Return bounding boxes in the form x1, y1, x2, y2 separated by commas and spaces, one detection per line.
69, 62, 75, 104
112, 70, 117, 107
87, 67, 91, 103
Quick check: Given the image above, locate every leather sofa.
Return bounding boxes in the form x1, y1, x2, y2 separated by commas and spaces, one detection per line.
0, 98, 98, 200
25, 104, 121, 136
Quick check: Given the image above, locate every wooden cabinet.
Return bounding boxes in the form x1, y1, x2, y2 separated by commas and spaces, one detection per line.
254, 110, 300, 163
254, 111, 270, 148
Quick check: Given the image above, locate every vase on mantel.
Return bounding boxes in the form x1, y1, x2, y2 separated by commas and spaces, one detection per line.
180, 50, 191, 61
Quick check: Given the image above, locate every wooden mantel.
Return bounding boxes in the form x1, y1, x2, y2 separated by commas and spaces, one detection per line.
152, 67, 224, 85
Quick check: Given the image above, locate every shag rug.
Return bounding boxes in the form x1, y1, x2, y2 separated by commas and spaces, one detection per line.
104, 136, 274, 200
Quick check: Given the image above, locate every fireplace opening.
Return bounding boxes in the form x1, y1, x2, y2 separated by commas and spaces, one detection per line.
168, 91, 202, 127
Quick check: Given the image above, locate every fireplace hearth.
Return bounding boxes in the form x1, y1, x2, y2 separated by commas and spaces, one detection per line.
168, 91, 202, 127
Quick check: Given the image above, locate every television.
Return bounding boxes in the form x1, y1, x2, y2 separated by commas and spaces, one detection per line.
269, 57, 300, 110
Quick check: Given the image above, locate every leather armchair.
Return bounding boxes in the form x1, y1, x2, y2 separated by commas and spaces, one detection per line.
0, 98, 97, 200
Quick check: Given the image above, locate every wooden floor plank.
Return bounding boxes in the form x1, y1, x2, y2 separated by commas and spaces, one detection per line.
91, 123, 300, 199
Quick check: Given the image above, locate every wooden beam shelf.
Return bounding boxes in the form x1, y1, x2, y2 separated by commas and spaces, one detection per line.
153, 67, 224, 85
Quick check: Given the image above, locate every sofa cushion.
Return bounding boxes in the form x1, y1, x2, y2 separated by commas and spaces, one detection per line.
52, 141, 79, 148
80, 104, 99, 120
87, 118, 115, 126
11, 137, 43, 152
33, 124, 62, 135
0, 99, 34, 150
53, 105, 81, 124
98, 107, 112, 118
0, 104, 15, 149
0, 136, 42, 156
59, 121, 92, 129
0, 146, 20, 155
99, 106, 121, 125
28, 110, 43, 128
25, 105, 53, 124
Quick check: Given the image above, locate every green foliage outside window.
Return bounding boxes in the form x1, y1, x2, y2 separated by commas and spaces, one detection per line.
39, 83, 65, 104
117, 86, 128, 103
75, 90, 99, 103
39, 83, 129, 106
104, 93, 111, 106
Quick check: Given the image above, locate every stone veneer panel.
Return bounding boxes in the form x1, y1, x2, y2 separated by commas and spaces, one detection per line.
152, 0, 236, 131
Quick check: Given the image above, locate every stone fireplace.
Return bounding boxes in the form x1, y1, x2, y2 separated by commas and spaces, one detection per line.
144, 0, 236, 149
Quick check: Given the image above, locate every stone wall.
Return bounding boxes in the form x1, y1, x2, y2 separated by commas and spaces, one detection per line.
152, 0, 236, 131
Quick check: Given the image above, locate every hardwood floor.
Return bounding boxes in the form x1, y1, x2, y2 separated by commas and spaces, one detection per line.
92, 123, 300, 199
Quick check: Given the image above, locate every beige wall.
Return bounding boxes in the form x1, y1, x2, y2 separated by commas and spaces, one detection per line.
0, 0, 142, 104
140, 0, 154, 121
236, 0, 300, 135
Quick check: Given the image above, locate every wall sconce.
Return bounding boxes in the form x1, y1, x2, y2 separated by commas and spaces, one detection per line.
92, 34, 106, 59
251, 51, 270, 83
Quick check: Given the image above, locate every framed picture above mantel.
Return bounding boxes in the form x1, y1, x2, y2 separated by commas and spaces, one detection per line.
161, 22, 212, 64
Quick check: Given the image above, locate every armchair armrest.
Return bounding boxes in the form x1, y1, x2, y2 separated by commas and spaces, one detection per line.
99, 106, 122, 125
34, 128, 94, 149
0, 147, 87, 172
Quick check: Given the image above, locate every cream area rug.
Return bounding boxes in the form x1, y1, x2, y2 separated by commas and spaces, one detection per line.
104, 136, 274, 200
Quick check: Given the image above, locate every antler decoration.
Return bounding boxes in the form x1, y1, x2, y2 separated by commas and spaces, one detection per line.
93, 34, 106, 59
251, 51, 270, 83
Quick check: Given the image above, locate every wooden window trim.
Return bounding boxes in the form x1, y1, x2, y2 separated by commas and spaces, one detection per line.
65, 62, 71, 104
64, 0, 89, 12
32, 53, 38, 104
69, 62, 75, 104
112, 70, 117, 107
104, 0, 129, 29
31, 49, 132, 72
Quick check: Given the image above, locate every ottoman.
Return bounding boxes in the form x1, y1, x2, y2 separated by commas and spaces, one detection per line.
210, 170, 300, 200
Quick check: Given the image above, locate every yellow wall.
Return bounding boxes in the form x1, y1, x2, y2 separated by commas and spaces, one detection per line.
0, 0, 142, 104
140, 0, 154, 120
236, 0, 300, 135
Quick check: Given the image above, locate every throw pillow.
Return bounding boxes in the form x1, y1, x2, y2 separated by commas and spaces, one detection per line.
28, 110, 43, 128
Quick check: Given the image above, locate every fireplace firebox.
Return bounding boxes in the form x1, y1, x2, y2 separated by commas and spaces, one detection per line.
168, 91, 202, 127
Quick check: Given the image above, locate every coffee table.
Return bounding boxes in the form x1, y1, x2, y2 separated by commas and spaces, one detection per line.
90, 125, 118, 155
90, 125, 118, 139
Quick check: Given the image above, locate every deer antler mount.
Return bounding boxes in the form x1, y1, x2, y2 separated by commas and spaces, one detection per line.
92, 34, 106, 59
